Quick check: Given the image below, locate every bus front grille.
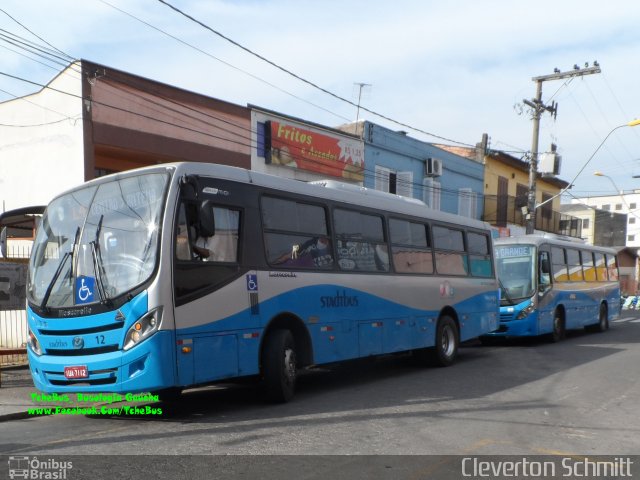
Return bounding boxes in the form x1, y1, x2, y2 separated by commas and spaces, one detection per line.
45, 345, 119, 356
500, 312, 515, 322
49, 377, 118, 387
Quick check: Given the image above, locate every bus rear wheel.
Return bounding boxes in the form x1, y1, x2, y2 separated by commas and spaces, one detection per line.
587, 303, 608, 333
262, 329, 297, 403
550, 310, 565, 342
431, 315, 459, 367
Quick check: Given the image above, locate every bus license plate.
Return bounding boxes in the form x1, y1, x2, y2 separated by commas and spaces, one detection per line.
64, 366, 88, 379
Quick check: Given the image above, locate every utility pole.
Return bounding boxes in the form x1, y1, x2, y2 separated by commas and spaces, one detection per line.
524, 63, 601, 234
353, 82, 371, 135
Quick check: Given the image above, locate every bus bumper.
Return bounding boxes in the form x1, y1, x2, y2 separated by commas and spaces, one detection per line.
483, 313, 540, 337
27, 330, 175, 394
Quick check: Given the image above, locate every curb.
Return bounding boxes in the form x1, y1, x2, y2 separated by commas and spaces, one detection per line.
0, 410, 32, 422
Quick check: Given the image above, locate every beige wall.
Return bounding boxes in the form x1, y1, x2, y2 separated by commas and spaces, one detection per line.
484, 156, 563, 212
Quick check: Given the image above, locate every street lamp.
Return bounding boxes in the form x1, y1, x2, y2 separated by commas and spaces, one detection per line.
593, 171, 624, 195
532, 119, 640, 214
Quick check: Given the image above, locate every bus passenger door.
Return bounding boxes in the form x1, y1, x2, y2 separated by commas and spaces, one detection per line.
172, 189, 246, 386
536, 249, 554, 334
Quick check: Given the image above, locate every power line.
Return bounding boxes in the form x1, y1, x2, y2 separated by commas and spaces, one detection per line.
0, 7, 73, 61
155, 0, 474, 147
96, 0, 352, 124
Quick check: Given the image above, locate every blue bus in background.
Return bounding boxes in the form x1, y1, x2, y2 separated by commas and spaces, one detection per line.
26, 162, 499, 402
487, 234, 620, 342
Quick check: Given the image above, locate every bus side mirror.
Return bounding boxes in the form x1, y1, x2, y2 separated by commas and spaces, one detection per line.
180, 174, 200, 201
198, 200, 216, 237
0, 227, 6, 258
540, 259, 550, 274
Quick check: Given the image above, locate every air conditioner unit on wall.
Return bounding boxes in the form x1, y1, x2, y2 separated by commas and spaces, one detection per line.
425, 158, 443, 177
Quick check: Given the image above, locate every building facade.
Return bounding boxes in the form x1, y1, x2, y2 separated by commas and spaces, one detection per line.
0, 59, 252, 213
571, 192, 640, 247
438, 141, 577, 237
337, 121, 485, 219
560, 204, 627, 247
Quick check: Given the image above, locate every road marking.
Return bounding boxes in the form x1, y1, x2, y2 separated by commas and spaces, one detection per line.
613, 317, 634, 323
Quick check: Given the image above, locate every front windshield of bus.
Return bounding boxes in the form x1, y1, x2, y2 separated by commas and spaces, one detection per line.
495, 244, 536, 305
28, 172, 169, 309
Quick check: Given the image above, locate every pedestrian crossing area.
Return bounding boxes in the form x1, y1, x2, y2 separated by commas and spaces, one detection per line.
613, 316, 640, 323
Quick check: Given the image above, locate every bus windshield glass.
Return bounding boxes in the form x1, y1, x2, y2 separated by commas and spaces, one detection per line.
495, 244, 536, 305
28, 172, 168, 308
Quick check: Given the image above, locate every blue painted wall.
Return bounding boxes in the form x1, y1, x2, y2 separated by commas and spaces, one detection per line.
362, 122, 485, 219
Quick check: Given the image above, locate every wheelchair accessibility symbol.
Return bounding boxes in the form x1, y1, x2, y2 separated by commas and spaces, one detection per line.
75, 276, 95, 304
246, 274, 258, 292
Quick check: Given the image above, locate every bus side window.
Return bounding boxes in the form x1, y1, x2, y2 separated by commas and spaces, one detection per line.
606, 254, 619, 281
433, 225, 468, 276
594, 252, 608, 280
334, 209, 388, 272
199, 206, 240, 263
551, 247, 568, 282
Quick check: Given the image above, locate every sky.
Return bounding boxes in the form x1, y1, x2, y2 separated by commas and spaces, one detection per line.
1, 0, 639, 202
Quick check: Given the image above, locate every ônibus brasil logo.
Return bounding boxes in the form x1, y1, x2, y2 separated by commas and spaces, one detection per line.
8, 456, 73, 479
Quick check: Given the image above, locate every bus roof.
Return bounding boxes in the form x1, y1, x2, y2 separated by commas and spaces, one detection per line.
61, 162, 493, 232
495, 234, 618, 254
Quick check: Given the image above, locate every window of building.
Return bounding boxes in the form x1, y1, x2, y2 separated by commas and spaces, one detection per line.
458, 188, 478, 219
541, 193, 553, 220
375, 166, 413, 197
630, 217, 636, 224
423, 177, 441, 210
615, 204, 623, 210
601, 204, 610, 211
630, 203, 637, 209
628, 235, 635, 242
582, 218, 590, 229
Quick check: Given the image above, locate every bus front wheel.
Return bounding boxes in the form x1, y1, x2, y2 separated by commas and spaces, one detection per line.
262, 329, 297, 403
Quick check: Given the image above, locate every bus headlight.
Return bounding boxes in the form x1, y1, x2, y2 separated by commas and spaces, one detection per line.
28, 329, 42, 356
516, 302, 536, 320
123, 308, 162, 351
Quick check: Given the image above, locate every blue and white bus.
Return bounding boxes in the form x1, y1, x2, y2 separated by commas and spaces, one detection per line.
26, 162, 499, 402
488, 234, 620, 341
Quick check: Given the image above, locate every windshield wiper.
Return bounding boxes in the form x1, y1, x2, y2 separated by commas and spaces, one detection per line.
40, 227, 80, 312
90, 215, 111, 306
498, 277, 515, 306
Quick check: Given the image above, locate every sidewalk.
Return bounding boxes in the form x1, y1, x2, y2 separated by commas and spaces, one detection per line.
0, 364, 39, 421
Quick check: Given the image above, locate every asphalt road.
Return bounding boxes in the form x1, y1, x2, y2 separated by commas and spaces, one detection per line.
2, 312, 639, 477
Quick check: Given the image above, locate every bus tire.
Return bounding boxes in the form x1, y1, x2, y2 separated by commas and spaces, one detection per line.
550, 310, 565, 342
588, 303, 608, 333
430, 315, 459, 367
262, 329, 297, 403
